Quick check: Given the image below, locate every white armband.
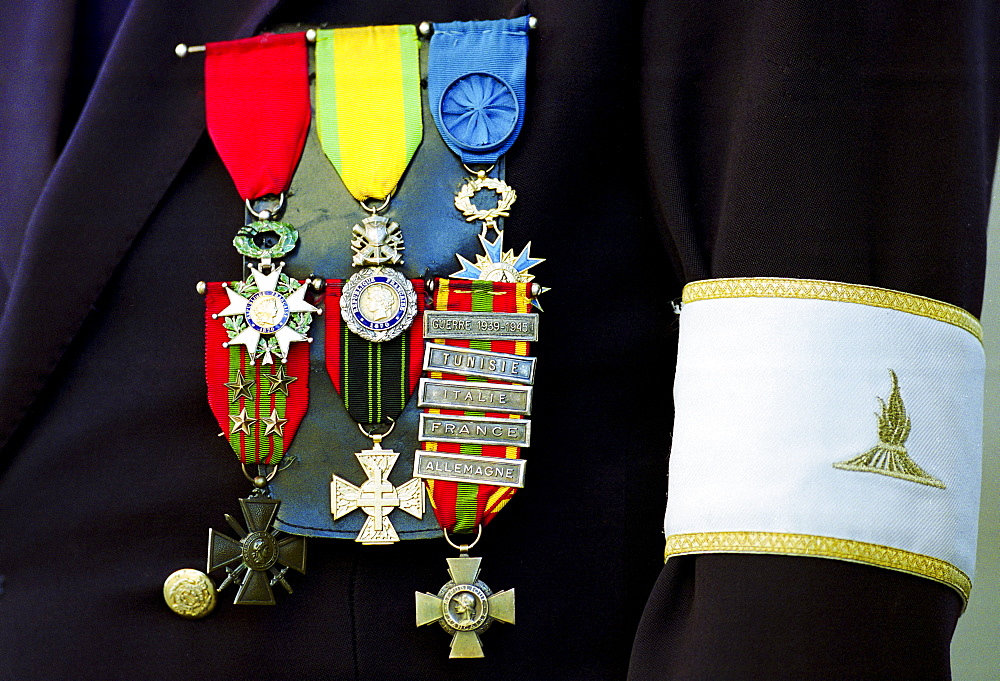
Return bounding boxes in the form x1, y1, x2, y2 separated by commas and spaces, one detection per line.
665, 278, 984, 604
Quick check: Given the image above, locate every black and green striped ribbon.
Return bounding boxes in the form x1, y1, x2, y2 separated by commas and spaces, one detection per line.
341, 323, 410, 426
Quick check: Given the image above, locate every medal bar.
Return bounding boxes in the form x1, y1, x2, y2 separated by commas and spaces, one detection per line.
414, 451, 526, 488
424, 311, 539, 341
173, 19, 541, 59
423, 342, 536, 384
170, 16, 540, 661
419, 413, 531, 448
176, 29, 317, 57
418, 377, 533, 415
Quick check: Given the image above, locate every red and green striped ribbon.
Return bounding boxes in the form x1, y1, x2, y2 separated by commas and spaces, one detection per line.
205, 282, 311, 464
422, 278, 532, 533
324, 279, 426, 425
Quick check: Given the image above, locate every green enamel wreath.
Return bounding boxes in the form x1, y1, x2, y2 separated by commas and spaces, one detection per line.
233, 221, 299, 259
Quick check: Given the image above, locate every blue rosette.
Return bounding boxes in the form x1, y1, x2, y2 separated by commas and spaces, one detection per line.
428, 17, 530, 164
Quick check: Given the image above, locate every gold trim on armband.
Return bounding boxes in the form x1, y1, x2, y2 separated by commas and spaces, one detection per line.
664, 531, 971, 604
682, 278, 982, 343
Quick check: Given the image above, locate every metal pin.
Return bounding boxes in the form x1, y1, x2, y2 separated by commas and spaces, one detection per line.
418, 16, 537, 37
176, 28, 317, 57
174, 43, 205, 57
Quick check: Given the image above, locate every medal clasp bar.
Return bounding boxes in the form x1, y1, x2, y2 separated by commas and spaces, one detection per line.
175, 29, 317, 57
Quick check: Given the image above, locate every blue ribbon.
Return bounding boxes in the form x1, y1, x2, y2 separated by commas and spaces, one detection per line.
428, 16, 530, 165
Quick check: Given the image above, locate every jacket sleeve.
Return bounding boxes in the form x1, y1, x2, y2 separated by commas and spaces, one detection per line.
631, 2, 1000, 678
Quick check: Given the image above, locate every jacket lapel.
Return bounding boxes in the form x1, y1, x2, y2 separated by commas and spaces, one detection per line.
0, 0, 282, 452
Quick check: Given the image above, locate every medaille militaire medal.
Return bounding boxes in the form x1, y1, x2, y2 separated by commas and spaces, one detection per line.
314, 26, 428, 543
164, 33, 317, 616
414, 17, 540, 658
315, 25, 421, 344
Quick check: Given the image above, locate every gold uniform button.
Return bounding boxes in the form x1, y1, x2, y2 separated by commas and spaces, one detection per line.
163, 568, 217, 619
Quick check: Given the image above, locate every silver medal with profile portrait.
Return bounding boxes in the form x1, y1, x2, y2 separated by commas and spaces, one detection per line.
341, 266, 418, 342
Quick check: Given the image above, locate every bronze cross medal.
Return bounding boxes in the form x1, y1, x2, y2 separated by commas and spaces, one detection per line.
416, 554, 515, 658
330, 442, 425, 544
207, 496, 307, 605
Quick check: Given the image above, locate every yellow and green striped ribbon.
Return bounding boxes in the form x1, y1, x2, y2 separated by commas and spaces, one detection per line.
315, 25, 423, 201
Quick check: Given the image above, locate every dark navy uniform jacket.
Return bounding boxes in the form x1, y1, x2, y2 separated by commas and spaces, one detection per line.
0, 0, 996, 678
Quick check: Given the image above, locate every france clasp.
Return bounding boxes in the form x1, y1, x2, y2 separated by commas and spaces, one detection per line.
416, 532, 515, 658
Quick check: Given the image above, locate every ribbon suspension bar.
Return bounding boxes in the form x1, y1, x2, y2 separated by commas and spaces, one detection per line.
175, 18, 539, 57
176, 29, 318, 57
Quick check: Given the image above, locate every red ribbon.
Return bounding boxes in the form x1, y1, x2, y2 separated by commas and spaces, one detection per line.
422, 279, 531, 532
205, 33, 311, 200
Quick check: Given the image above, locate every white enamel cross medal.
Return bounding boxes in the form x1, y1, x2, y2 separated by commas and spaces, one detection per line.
214, 262, 320, 365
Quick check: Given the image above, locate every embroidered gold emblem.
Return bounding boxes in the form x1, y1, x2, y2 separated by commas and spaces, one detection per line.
833, 370, 945, 489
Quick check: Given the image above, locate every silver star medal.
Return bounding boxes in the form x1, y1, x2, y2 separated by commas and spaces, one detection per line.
214, 263, 320, 365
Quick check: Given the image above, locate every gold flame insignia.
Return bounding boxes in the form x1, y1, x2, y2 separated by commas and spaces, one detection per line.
833, 370, 945, 489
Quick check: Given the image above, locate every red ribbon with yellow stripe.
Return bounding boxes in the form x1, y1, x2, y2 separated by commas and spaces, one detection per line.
422, 279, 533, 533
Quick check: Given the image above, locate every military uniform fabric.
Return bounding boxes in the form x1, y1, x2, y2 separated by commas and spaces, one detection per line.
629, 2, 998, 678
0, 0, 996, 679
